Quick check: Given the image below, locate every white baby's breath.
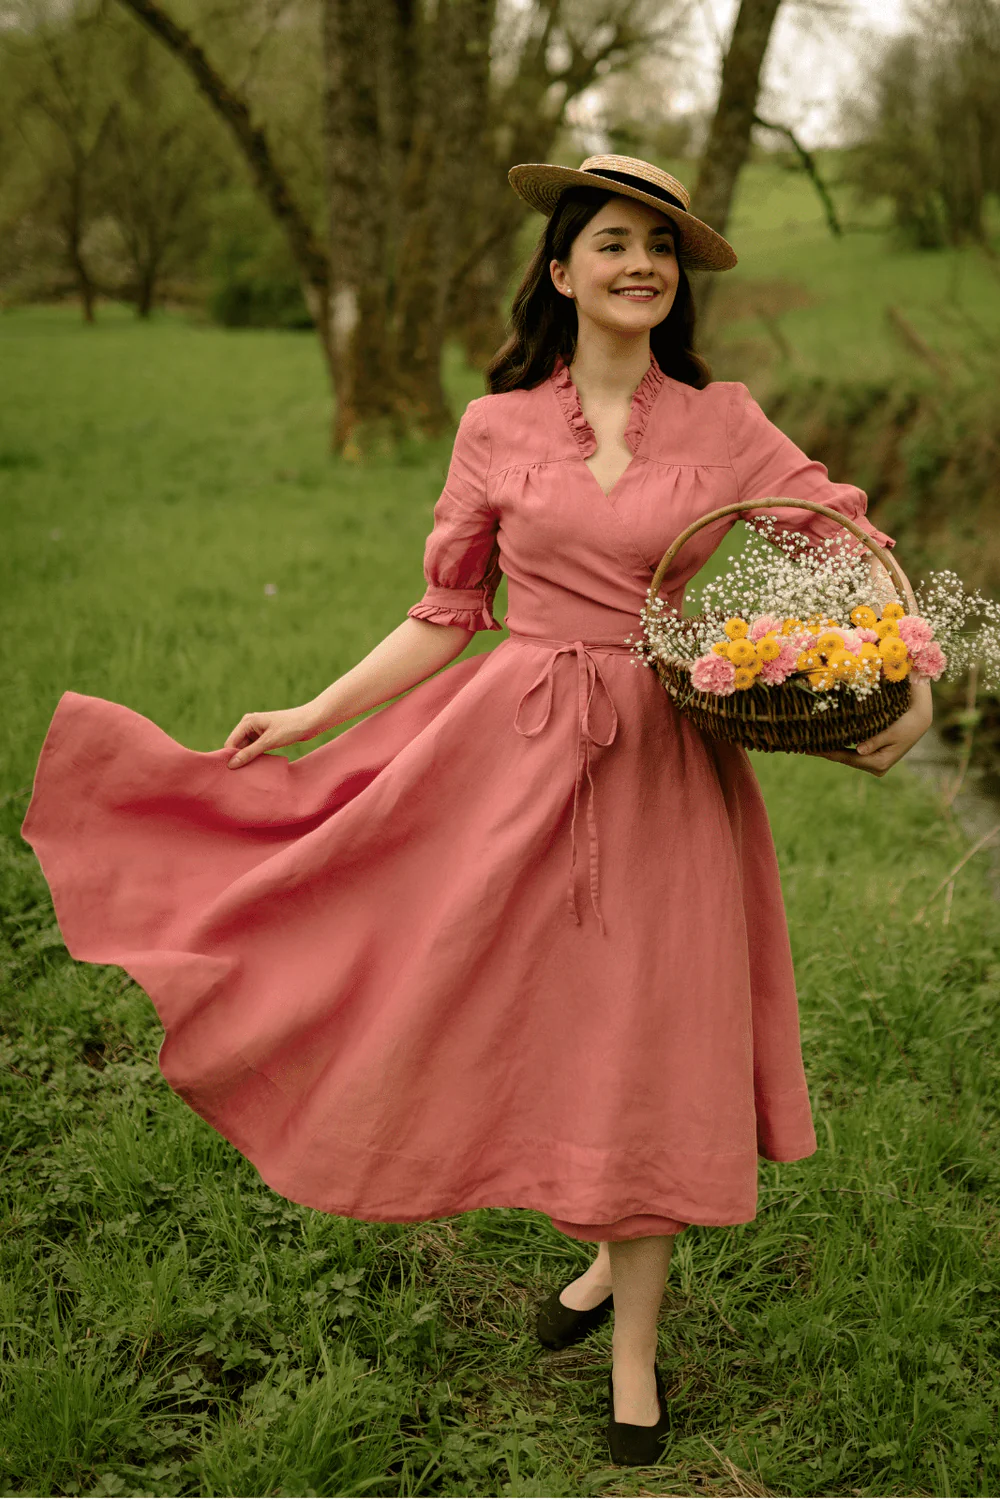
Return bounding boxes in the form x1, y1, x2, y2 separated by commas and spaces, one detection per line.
630, 515, 1000, 704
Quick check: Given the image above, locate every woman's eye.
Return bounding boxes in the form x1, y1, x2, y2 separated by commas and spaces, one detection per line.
599, 242, 675, 253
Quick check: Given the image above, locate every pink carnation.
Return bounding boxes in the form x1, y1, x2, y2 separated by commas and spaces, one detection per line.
749, 613, 783, 642
839, 628, 863, 652
690, 652, 736, 695
856, 627, 879, 644
897, 615, 935, 651
911, 641, 947, 680
759, 640, 800, 684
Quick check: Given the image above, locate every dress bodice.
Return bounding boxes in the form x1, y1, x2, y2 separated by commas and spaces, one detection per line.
407, 356, 895, 645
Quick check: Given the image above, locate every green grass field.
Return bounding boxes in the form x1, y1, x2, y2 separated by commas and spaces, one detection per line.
2, 308, 999, 1498
679, 154, 1000, 387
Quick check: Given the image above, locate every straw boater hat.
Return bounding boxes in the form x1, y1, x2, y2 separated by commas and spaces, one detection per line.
508, 154, 737, 273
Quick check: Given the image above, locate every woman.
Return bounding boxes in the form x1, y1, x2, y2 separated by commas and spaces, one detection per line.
21, 155, 932, 1466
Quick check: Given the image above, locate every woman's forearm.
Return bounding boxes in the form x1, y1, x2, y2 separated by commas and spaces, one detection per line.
303, 617, 475, 733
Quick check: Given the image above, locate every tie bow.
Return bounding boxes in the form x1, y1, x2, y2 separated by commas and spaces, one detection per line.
513, 640, 620, 933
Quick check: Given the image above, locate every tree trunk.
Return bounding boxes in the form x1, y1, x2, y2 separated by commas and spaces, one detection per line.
321, 0, 402, 456
449, 226, 522, 369
693, 0, 783, 235
74, 252, 97, 322
692, 0, 784, 323
65, 181, 96, 323
136, 265, 156, 317
392, 0, 495, 429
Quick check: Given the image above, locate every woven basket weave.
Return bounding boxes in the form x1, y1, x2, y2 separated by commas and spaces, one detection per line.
646, 498, 916, 753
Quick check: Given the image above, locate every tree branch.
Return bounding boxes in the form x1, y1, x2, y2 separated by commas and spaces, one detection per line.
112, 0, 329, 295
752, 112, 843, 237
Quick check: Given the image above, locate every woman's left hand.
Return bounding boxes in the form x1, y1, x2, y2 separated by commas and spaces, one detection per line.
808, 678, 934, 776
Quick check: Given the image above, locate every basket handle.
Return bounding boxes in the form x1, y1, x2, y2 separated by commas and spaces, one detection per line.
648, 497, 915, 613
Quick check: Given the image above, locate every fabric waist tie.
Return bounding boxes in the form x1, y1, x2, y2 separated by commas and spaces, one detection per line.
507, 630, 633, 935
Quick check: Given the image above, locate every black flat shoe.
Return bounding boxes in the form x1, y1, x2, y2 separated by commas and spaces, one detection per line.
606, 1361, 670, 1467
535, 1284, 614, 1349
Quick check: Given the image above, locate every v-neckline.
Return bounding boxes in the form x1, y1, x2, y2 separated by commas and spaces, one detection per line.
550, 354, 665, 499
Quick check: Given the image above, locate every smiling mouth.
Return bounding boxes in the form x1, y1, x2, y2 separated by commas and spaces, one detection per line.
612, 288, 659, 299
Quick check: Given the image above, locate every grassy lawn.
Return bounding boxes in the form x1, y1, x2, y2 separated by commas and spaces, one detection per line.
2, 308, 999, 1497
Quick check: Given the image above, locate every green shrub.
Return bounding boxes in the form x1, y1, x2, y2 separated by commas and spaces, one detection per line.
205, 193, 313, 330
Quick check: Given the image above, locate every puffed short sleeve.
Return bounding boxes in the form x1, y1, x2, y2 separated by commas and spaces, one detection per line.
727, 382, 896, 553
406, 399, 504, 632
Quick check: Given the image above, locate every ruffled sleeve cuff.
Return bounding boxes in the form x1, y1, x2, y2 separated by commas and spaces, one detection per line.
748, 498, 897, 555
407, 584, 503, 632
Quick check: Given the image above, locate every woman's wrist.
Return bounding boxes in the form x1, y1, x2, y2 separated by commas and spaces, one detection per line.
301, 691, 347, 735
908, 675, 934, 727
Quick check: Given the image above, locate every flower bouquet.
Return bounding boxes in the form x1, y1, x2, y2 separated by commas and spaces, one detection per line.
629, 498, 1000, 753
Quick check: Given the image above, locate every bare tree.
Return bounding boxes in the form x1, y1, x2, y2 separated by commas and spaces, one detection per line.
99, 20, 229, 316
1, 9, 119, 320
109, 0, 688, 451
842, 0, 1000, 250
116, 0, 501, 449
114, 0, 334, 363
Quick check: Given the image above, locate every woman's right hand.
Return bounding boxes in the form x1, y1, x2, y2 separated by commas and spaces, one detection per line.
224, 705, 321, 769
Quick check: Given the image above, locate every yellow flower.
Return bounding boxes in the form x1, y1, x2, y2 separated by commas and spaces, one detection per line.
881, 601, 905, 620
781, 617, 802, 635
807, 666, 837, 690
711, 640, 731, 656
826, 648, 854, 679
733, 666, 758, 690
851, 605, 878, 629
857, 644, 881, 678
875, 619, 899, 640
797, 648, 821, 671
879, 635, 908, 664
724, 617, 749, 640
756, 633, 781, 662
817, 629, 845, 654
729, 638, 759, 668
883, 659, 910, 681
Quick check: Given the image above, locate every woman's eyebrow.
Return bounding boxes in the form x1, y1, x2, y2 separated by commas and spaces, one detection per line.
591, 225, 675, 238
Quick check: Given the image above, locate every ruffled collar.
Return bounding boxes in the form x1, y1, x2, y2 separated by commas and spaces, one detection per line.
550, 352, 666, 458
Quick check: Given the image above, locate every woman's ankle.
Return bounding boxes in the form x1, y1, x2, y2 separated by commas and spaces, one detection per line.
611, 1339, 659, 1369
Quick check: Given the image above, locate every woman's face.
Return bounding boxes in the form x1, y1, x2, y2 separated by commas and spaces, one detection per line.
549, 195, 680, 340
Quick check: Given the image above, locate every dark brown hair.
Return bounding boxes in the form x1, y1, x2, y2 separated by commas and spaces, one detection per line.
485, 186, 712, 394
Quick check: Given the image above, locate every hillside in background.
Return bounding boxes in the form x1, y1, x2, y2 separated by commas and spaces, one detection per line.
703, 150, 1000, 388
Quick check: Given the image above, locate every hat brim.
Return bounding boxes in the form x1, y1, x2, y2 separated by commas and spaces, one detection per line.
507, 163, 737, 273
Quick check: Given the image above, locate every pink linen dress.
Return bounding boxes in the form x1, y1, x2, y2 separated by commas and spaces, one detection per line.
21, 354, 896, 1244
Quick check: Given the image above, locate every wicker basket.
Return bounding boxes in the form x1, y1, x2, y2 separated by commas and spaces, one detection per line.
646, 497, 916, 753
